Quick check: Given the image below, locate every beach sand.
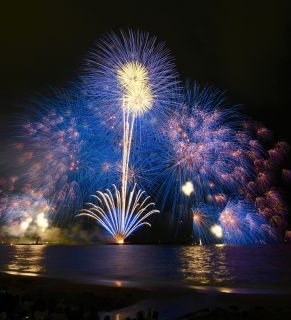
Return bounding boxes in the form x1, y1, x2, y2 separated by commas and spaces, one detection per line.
1, 273, 291, 319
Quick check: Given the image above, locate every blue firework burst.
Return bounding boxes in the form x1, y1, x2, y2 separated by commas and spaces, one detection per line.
219, 199, 278, 244
148, 84, 262, 226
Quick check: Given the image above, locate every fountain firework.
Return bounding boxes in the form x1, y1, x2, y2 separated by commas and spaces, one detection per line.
78, 184, 159, 243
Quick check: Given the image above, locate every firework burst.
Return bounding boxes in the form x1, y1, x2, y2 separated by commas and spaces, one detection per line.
0, 29, 289, 244
154, 84, 259, 223
219, 199, 277, 244
0, 193, 51, 238
191, 204, 218, 244
79, 30, 177, 242
2, 88, 119, 226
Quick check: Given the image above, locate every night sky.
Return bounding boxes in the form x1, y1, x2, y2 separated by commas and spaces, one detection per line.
0, 0, 290, 141
0, 1, 290, 230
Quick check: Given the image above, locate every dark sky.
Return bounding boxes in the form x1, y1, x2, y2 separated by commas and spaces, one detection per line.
0, 0, 290, 141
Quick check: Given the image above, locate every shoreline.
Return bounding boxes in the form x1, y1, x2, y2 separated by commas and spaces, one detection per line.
2, 269, 291, 295
0, 273, 153, 317
1, 273, 291, 319
1, 243, 291, 318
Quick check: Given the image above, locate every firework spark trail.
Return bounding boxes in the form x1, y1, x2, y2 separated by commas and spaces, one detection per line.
118, 61, 156, 237
80, 30, 176, 243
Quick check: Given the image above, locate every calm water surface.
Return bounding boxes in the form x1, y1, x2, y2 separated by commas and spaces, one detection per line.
0, 244, 291, 289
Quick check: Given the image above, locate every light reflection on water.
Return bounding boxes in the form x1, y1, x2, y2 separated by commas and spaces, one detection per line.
0, 244, 291, 288
178, 245, 233, 284
5, 244, 46, 276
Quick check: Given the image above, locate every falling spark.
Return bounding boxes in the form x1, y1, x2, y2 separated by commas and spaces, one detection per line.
182, 181, 194, 196
211, 224, 223, 238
